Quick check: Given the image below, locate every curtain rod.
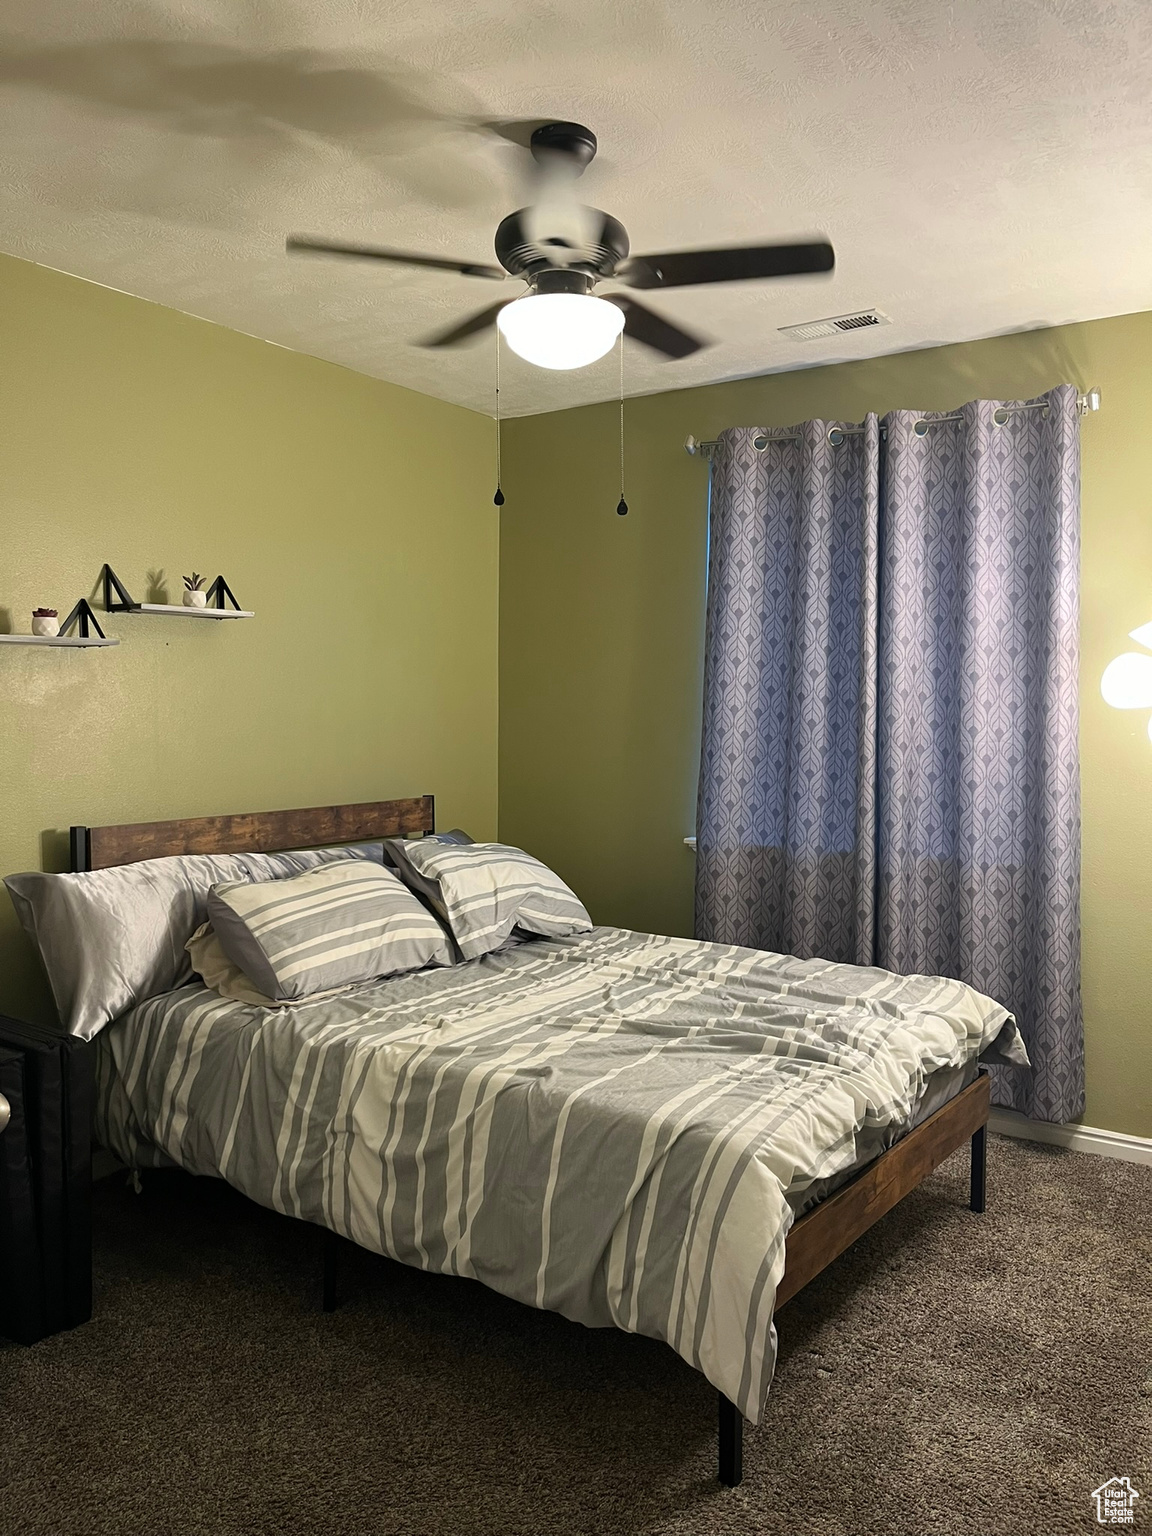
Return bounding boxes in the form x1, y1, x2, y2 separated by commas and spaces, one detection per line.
684, 388, 1102, 459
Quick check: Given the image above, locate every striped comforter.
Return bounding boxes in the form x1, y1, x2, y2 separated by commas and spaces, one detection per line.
95, 927, 1025, 1423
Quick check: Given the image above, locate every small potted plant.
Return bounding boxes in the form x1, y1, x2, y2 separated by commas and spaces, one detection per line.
32, 607, 59, 637
183, 572, 208, 609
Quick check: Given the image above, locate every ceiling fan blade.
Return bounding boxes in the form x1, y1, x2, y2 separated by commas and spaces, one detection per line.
604, 295, 706, 359
287, 235, 505, 280
618, 240, 835, 290
418, 299, 513, 347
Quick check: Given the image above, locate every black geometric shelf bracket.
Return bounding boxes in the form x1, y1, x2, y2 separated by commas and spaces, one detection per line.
205, 575, 243, 611
59, 598, 108, 640
102, 564, 141, 613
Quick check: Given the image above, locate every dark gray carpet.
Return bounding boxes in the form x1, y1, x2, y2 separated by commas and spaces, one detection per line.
2, 1136, 1149, 1536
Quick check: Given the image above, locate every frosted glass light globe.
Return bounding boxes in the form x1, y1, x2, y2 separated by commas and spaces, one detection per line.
1100, 653, 1152, 709
497, 294, 625, 370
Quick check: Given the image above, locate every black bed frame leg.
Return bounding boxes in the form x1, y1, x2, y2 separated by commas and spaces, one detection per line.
321, 1226, 340, 1312
970, 1123, 987, 1214
718, 1393, 743, 1487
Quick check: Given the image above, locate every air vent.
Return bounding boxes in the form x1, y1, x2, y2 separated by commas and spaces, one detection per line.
779, 309, 891, 342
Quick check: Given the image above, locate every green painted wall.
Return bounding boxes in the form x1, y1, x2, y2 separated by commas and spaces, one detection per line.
0, 252, 499, 1024
499, 311, 1152, 1138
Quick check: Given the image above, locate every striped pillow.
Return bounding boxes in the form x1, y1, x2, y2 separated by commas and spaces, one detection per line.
380, 829, 474, 923
392, 841, 591, 961
206, 861, 452, 1002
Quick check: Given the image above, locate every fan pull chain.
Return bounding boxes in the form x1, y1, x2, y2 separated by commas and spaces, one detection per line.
617, 334, 628, 516
493, 327, 505, 507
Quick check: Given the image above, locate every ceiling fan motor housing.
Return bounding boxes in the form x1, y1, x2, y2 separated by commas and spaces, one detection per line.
494, 208, 630, 280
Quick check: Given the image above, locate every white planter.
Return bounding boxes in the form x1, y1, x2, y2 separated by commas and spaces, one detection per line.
183, 589, 208, 608
32, 615, 60, 637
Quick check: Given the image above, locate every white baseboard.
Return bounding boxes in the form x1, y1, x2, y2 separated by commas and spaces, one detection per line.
989, 1109, 1152, 1167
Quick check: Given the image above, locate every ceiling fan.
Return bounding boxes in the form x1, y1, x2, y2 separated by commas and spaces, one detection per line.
287, 121, 835, 371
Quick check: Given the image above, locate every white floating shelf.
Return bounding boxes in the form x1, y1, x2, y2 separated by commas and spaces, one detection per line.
125, 604, 254, 620
0, 633, 119, 648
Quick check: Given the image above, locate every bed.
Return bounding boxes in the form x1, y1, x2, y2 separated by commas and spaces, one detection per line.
69, 797, 1024, 1488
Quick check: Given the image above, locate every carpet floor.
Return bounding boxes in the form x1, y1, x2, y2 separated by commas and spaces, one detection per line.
2, 1135, 1149, 1536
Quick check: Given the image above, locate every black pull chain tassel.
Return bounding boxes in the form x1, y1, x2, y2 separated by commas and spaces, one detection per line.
616, 334, 628, 516
493, 326, 505, 508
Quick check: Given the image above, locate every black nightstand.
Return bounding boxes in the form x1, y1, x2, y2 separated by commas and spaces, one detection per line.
0, 1017, 94, 1344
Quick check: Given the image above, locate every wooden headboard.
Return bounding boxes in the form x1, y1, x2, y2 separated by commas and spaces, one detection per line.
69, 796, 435, 872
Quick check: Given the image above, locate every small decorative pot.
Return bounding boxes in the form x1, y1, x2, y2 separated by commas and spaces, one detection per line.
32, 614, 60, 637
183, 589, 208, 608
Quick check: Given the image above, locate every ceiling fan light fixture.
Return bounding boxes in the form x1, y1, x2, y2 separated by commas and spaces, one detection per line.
496, 293, 624, 370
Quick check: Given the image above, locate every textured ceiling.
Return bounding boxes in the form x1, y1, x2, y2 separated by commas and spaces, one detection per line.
1, 0, 1150, 417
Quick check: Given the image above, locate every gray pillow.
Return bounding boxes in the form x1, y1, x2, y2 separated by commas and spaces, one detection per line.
4, 843, 386, 1039
207, 861, 452, 1001
390, 841, 592, 961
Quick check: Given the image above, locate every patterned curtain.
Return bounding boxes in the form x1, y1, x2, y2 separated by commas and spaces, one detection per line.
695, 387, 1082, 1124
877, 386, 1082, 1122
695, 419, 881, 965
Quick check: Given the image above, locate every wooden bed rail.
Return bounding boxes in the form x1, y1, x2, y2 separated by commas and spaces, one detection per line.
718, 1071, 991, 1487
775, 1071, 990, 1310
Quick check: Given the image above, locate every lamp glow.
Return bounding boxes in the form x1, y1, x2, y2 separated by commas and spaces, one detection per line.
497, 293, 625, 370
1100, 652, 1152, 710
